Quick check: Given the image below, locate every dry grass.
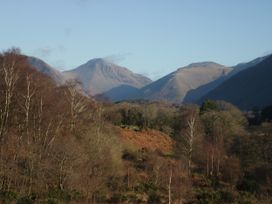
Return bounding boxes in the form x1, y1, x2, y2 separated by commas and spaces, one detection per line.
118, 128, 174, 153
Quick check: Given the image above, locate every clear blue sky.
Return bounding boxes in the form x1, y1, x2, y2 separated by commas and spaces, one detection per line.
1, 0, 272, 79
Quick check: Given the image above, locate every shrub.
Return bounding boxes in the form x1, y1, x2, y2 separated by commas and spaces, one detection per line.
219, 190, 234, 203
70, 190, 84, 202
122, 149, 137, 161
48, 188, 71, 203
0, 190, 17, 203
148, 192, 161, 204
237, 192, 257, 204
45, 198, 58, 204
108, 193, 127, 203
236, 179, 259, 193
16, 196, 34, 204
135, 181, 158, 194
196, 190, 221, 204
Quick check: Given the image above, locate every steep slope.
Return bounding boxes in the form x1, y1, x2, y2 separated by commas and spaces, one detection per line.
139, 62, 231, 103
229, 55, 269, 77
63, 58, 152, 96
27, 56, 66, 85
102, 85, 142, 102
183, 76, 228, 103
183, 55, 269, 103
200, 55, 272, 109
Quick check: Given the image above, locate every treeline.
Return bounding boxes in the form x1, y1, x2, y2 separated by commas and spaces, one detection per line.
0, 49, 271, 203
103, 100, 272, 203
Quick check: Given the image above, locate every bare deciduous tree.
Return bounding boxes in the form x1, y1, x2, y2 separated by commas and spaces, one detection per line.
0, 52, 19, 141
64, 81, 88, 132
178, 106, 199, 175
184, 116, 196, 175
168, 163, 173, 204
20, 75, 36, 143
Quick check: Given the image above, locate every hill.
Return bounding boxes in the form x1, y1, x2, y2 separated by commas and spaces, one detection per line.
200, 55, 272, 109
27, 56, 66, 85
138, 62, 231, 103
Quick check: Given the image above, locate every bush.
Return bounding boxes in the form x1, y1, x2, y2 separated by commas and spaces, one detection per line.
122, 149, 137, 161
135, 181, 158, 194
108, 193, 127, 203
0, 190, 17, 203
92, 190, 108, 203
196, 190, 221, 204
148, 192, 161, 203
219, 190, 234, 203
196, 190, 234, 204
236, 179, 259, 193
200, 100, 218, 113
48, 188, 71, 203
45, 198, 58, 204
70, 190, 84, 202
16, 196, 34, 204
237, 192, 257, 204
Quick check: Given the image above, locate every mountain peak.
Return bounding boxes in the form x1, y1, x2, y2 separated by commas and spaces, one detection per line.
71, 58, 116, 73
176, 62, 228, 72
63, 58, 152, 95
187, 61, 222, 68
86, 58, 111, 65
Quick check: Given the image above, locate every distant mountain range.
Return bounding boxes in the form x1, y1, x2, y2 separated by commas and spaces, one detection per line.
27, 53, 272, 110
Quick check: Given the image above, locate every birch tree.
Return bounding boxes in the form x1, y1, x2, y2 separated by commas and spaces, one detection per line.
0, 51, 19, 141
168, 164, 173, 204
64, 81, 87, 132
20, 75, 36, 143
177, 105, 199, 175
184, 116, 196, 175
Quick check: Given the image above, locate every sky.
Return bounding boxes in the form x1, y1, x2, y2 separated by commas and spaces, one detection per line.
0, 0, 272, 80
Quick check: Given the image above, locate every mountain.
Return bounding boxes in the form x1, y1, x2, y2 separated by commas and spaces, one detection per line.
183, 55, 270, 103
229, 55, 269, 77
183, 75, 229, 103
200, 55, 272, 109
62, 58, 152, 96
137, 62, 231, 103
27, 56, 66, 85
102, 85, 142, 102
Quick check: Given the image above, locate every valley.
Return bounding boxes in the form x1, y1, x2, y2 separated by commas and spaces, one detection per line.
1, 50, 271, 203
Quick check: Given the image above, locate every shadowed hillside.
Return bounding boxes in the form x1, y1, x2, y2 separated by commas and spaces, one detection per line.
200, 55, 272, 109
27, 56, 66, 85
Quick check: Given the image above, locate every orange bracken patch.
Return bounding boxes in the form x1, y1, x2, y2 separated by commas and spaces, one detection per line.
119, 128, 174, 153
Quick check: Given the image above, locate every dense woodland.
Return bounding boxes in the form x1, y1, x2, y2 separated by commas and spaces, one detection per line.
0, 49, 271, 203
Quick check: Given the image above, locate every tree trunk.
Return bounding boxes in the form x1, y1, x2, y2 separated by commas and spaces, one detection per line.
168, 166, 172, 204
